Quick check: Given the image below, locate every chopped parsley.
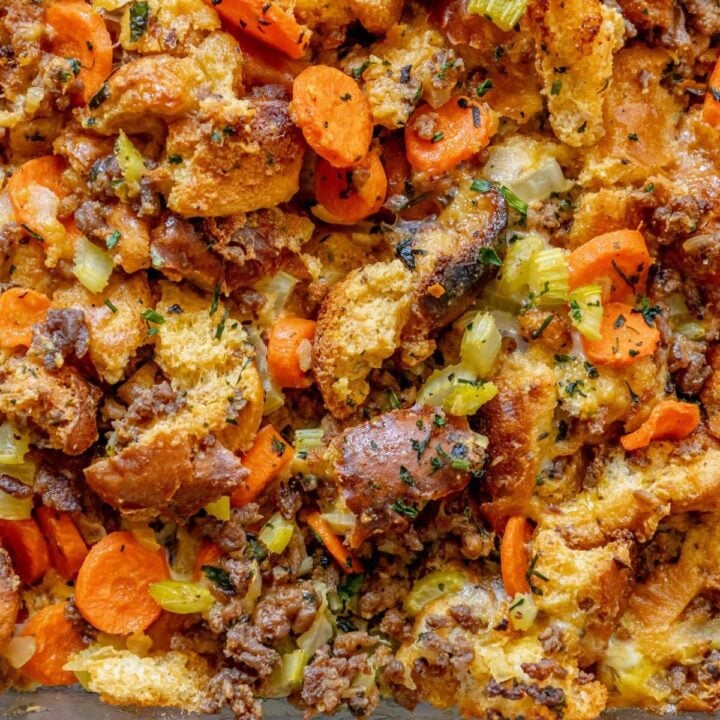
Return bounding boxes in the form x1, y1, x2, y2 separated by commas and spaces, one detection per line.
201, 565, 234, 593
129, 0, 150, 42
338, 573, 363, 602
391, 499, 418, 519
168, 154, 183, 164
499, 185, 528, 216
104, 299, 118, 313
141, 308, 165, 325
471, 178, 492, 192
209, 283, 221, 316
399, 465, 415, 486
215, 308, 230, 340
106, 230, 121, 249
531, 314, 554, 340
478, 247, 502, 266
88, 82, 109, 110
550, 80, 562, 95
431, 131, 444, 143
270, 436, 286, 457
633, 297, 662, 327
476, 79, 493, 97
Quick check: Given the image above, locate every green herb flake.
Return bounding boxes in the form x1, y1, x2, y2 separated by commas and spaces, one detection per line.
168, 154, 183, 164
431, 131, 444, 143
129, 0, 150, 41
399, 465, 415, 486
106, 230, 121, 250
471, 178, 492, 193
478, 247, 502, 266
209, 283, 221, 316
531, 314, 554, 340
270, 436, 286, 457
550, 79, 562, 95
476, 79, 493, 97
499, 185, 528, 216
201, 565, 234, 593
391, 499, 418, 519
141, 308, 165, 325
88, 82, 109, 110
104, 299, 118, 313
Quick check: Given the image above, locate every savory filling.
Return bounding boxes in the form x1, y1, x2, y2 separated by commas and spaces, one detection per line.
0, 0, 720, 718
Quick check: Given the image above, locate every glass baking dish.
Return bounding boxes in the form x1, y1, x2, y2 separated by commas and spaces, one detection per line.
0, 689, 701, 720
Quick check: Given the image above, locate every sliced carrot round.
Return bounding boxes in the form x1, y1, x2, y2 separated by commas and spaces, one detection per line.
203, 0, 310, 60
268, 317, 316, 388
231, 425, 294, 508
0, 287, 52, 349
704, 56, 720, 127
6, 156, 68, 229
292, 65, 373, 168
46, 0, 113, 105
500, 516, 531, 597
75, 531, 169, 635
583, 301, 660, 366
568, 229, 651, 302
314, 153, 388, 225
621, 400, 701, 451
405, 96, 496, 174
35, 507, 88, 581
306, 512, 362, 574
21, 602, 85, 686
0, 518, 50, 585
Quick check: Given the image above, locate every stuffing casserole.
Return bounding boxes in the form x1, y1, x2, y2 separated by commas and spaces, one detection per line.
1, 0, 720, 717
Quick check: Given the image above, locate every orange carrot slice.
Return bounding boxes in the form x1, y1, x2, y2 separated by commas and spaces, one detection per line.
21, 602, 85, 686
46, 0, 113, 105
704, 55, 720, 127
0, 288, 51, 348
405, 96, 496, 174
568, 229, 651, 302
583, 301, 660, 366
267, 317, 316, 389
0, 518, 50, 585
75, 531, 169, 635
203, 0, 310, 59
621, 400, 701, 451
35, 507, 88, 581
500, 516, 531, 597
292, 65, 373, 168
231, 425, 294, 507
6, 156, 68, 230
314, 153, 388, 224
306, 512, 362, 574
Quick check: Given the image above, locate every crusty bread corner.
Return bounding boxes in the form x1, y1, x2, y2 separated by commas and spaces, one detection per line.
64, 646, 211, 711
313, 259, 413, 419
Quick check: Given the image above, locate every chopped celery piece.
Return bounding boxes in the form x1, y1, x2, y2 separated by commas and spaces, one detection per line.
0, 490, 32, 520
73, 236, 113, 293
567, 284, 603, 341
443, 380, 498, 416
266, 649, 308, 697
508, 592, 538, 631
295, 428, 325, 453
258, 512, 295, 555
0, 421, 30, 465
204, 495, 231, 521
255, 271, 298, 327
495, 234, 544, 298
460, 312, 502, 377
404, 569, 467, 616
297, 608, 333, 656
417, 363, 475, 408
319, 512, 356, 535
114, 130, 145, 198
0, 461, 35, 486
467, 0, 529, 31
148, 580, 215, 614
528, 247, 570, 306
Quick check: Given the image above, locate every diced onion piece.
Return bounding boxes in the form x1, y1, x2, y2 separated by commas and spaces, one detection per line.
114, 130, 145, 198
416, 363, 475, 408
294, 428, 325, 453
467, 0, 528, 30
258, 512, 295, 555
0, 462, 36, 486
204, 495, 231, 521
443, 380, 498, 416
297, 608, 333, 657
319, 512, 356, 535
0, 490, 33, 520
508, 592, 537, 631
568, 284, 604, 341
528, 247, 570, 306
2, 636, 36, 669
404, 569, 467, 616
266, 649, 309, 698
460, 312, 502, 377
129, 523, 161, 551
496, 234, 545, 298
255, 271, 298, 327
72, 236, 113, 293
148, 580, 215, 614
247, 328, 285, 415
92, 0, 132, 8
0, 421, 30, 465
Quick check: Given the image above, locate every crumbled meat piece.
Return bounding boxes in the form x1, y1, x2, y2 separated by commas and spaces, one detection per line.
87, 155, 123, 198
275, 479, 302, 520
224, 622, 279, 679
31, 308, 89, 370
252, 582, 319, 643
0, 222, 24, 260
0, 474, 32, 499
334, 406, 485, 545
448, 604, 482, 632
301, 646, 370, 714
667, 334, 710, 395
150, 214, 224, 293
34, 462, 83, 513
64, 598, 97, 644
378, 608, 413, 642
683, 0, 720, 34
358, 573, 410, 619
487, 679, 566, 708
0, 356, 101, 455
521, 658, 568, 680
199, 668, 262, 720
652, 195, 709, 244
539, 625, 565, 653
199, 504, 262, 554
333, 630, 379, 658
73, 200, 109, 241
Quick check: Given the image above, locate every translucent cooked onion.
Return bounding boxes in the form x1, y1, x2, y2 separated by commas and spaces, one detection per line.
258, 512, 295, 555
0, 490, 32, 521
2, 636, 36, 669
73, 236, 113, 293
0, 421, 30, 465
460, 312, 502, 377
148, 581, 215, 614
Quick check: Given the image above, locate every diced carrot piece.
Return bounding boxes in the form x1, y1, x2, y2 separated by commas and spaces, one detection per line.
306, 512, 362, 574
500, 516, 531, 597
0, 287, 51, 348
267, 317, 316, 388
621, 400, 701, 451
0, 518, 50, 585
